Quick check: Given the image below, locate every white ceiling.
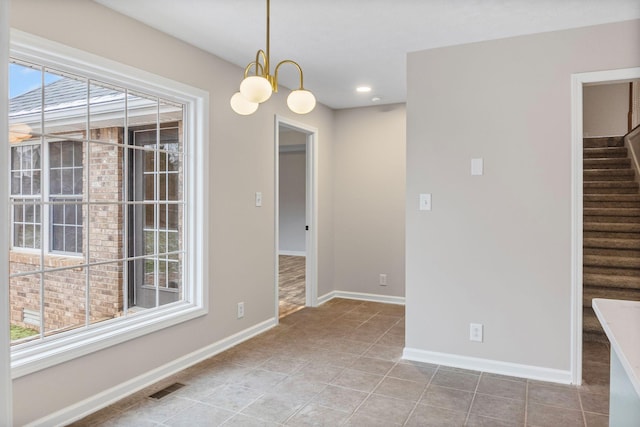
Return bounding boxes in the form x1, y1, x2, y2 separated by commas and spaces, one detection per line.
95, 0, 640, 110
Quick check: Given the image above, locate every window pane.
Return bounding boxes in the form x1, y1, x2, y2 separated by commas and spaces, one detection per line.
51, 199, 82, 254
43, 267, 86, 337
11, 145, 42, 196
87, 203, 122, 265
50, 169, 61, 195
51, 225, 64, 252
159, 101, 183, 129
89, 262, 124, 325
9, 61, 44, 138
89, 82, 125, 142
49, 140, 83, 197
128, 92, 157, 129
44, 70, 87, 139
88, 141, 122, 203
12, 199, 41, 250
9, 272, 41, 345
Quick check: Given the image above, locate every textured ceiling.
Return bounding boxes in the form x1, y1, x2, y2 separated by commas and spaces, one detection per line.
95, 0, 640, 110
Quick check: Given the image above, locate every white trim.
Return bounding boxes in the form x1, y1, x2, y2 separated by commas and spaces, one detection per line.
0, 0, 13, 424
8, 30, 210, 378
571, 66, 640, 386
318, 290, 405, 306
24, 318, 277, 427
403, 347, 572, 384
274, 115, 319, 322
278, 250, 306, 257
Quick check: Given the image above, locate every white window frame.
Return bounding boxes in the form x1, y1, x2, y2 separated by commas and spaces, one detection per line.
9, 30, 209, 379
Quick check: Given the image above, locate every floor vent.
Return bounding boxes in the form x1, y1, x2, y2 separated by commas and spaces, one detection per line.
148, 382, 185, 400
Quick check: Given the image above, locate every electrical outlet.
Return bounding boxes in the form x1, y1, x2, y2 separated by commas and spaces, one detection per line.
470, 323, 483, 342
379, 274, 387, 286
237, 302, 245, 319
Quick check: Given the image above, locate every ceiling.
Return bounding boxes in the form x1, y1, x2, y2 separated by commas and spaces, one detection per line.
95, 0, 640, 110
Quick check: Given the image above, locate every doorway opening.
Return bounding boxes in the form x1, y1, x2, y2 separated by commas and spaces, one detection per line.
571, 67, 640, 386
275, 116, 318, 319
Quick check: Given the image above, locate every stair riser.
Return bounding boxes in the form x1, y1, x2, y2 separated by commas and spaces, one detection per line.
584, 175, 635, 182
584, 247, 640, 258
584, 202, 640, 208
584, 195, 640, 202
584, 161, 631, 169
584, 150, 628, 158
583, 216, 640, 224
584, 223, 640, 232
584, 208, 640, 217
584, 188, 638, 194
583, 137, 625, 148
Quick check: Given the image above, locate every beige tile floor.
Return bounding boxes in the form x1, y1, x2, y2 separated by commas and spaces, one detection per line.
70, 299, 610, 426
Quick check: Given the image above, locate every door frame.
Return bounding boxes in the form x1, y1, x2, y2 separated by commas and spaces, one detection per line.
274, 115, 319, 319
570, 66, 640, 385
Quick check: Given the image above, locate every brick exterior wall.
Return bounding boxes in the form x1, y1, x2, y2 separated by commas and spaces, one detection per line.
9, 127, 124, 335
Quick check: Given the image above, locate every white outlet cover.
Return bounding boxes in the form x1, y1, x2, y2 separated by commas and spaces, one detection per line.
471, 158, 483, 176
470, 323, 483, 342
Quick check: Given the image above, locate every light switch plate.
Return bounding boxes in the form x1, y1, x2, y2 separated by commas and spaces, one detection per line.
419, 193, 432, 211
255, 192, 262, 207
471, 158, 483, 176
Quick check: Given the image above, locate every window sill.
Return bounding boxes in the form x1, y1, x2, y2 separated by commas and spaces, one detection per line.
11, 301, 207, 379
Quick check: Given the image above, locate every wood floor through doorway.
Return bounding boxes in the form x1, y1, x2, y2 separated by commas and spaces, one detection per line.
279, 255, 305, 318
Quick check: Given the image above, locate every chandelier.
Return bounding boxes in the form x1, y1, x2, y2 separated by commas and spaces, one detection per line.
230, 0, 316, 115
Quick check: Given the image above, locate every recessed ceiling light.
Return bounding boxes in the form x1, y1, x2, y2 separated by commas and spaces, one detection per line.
371, 96, 381, 102
356, 86, 372, 93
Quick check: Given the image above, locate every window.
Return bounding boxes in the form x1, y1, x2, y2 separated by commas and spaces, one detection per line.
8, 32, 208, 377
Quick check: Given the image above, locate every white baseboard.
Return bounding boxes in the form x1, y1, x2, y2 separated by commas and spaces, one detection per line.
318, 290, 405, 306
27, 318, 277, 427
403, 347, 573, 385
278, 250, 306, 257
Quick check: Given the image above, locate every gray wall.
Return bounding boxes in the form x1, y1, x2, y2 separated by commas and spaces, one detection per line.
279, 132, 306, 254
333, 105, 406, 297
9, 1, 336, 423
406, 20, 640, 373
584, 83, 630, 137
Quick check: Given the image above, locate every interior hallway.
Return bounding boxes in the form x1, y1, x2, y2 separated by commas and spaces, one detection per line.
70, 299, 610, 426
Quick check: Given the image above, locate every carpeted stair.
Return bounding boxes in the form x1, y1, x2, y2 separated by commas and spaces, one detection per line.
583, 136, 640, 342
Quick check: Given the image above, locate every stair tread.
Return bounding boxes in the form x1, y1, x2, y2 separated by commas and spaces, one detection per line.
583, 308, 604, 334
583, 147, 628, 157
584, 207, 640, 216
584, 254, 640, 268
583, 272, 640, 289
584, 194, 640, 201
584, 237, 640, 249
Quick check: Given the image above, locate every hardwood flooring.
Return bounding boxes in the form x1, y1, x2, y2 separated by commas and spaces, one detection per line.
279, 255, 305, 318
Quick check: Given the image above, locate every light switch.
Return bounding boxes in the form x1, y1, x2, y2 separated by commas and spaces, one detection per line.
471, 158, 483, 176
255, 192, 262, 207
419, 193, 432, 211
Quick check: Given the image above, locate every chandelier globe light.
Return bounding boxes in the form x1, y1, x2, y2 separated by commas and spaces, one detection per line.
230, 0, 315, 115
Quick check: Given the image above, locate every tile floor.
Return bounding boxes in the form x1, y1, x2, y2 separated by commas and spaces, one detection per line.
70, 299, 610, 426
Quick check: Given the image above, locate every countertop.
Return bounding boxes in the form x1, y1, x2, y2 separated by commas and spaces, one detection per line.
592, 298, 640, 397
